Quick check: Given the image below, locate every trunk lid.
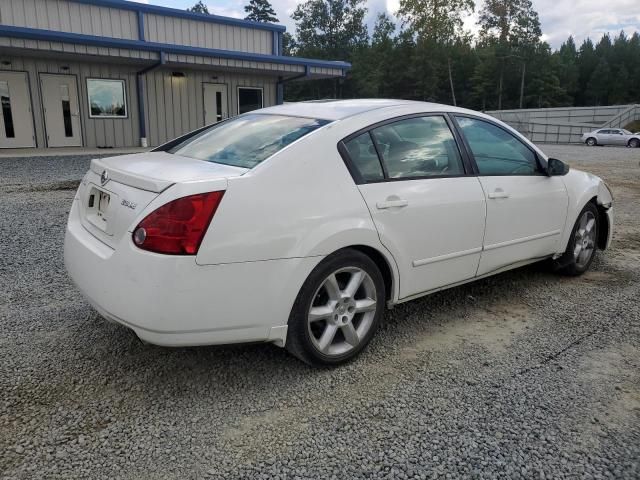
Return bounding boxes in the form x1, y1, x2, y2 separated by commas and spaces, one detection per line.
79, 151, 247, 249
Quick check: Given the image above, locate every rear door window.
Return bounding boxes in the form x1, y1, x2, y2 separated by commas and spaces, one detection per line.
343, 132, 385, 182
370, 116, 464, 179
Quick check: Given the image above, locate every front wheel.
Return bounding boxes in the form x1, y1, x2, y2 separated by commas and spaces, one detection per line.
629, 138, 640, 148
585, 137, 597, 146
554, 203, 599, 276
286, 249, 385, 366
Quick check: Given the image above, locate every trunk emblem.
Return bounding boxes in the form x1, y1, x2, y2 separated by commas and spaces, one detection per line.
100, 170, 109, 186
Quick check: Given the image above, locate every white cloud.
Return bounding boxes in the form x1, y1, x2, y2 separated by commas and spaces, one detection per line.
531, 0, 640, 47
270, 0, 638, 48
208, 0, 245, 19
175, 0, 639, 48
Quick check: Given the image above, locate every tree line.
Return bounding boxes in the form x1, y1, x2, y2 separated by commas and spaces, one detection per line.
189, 0, 640, 110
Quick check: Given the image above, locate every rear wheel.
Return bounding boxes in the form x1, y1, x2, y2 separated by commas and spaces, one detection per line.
286, 249, 385, 366
554, 203, 599, 276
629, 138, 640, 148
585, 137, 597, 146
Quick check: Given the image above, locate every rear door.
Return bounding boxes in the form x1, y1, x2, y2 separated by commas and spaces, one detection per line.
453, 115, 568, 276
342, 114, 486, 299
596, 129, 612, 145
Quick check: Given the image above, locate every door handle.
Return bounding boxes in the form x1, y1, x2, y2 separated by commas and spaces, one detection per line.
376, 198, 409, 209
488, 189, 509, 199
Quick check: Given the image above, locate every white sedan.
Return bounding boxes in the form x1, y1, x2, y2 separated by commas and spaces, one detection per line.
65, 100, 614, 366
581, 128, 640, 147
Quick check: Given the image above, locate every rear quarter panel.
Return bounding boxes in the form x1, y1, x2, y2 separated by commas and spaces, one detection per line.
194, 119, 396, 268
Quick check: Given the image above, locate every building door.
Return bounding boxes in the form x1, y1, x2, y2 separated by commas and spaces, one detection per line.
40, 74, 82, 147
0, 71, 36, 148
203, 83, 228, 125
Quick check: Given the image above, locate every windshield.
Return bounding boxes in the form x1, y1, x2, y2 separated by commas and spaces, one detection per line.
168, 114, 331, 168
622, 129, 632, 135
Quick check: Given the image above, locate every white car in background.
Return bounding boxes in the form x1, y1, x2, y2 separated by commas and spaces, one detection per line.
65, 100, 613, 366
582, 128, 640, 147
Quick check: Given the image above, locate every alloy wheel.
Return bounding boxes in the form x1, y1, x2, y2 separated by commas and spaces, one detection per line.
573, 211, 597, 268
307, 267, 377, 357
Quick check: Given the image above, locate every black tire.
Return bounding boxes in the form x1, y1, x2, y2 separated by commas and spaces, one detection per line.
553, 203, 599, 276
629, 138, 640, 148
585, 137, 597, 146
285, 249, 385, 366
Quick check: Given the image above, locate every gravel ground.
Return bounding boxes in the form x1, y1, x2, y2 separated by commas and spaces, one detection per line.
1, 145, 639, 479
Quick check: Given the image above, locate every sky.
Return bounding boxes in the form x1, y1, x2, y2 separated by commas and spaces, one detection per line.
133, 0, 640, 50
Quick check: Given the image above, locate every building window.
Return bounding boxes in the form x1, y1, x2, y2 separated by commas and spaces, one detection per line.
87, 79, 127, 118
238, 87, 263, 115
60, 84, 73, 137
0, 80, 15, 138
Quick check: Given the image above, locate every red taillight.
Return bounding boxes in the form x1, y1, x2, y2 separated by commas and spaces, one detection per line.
132, 191, 224, 255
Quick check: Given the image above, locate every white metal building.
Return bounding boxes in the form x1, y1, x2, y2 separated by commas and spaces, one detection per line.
0, 0, 350, 149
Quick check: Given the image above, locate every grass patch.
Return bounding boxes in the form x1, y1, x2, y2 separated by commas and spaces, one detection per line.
623, 120, 640, 133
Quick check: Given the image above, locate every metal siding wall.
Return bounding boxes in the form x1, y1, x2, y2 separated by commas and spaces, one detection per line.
143, 69, 277, 146
0, 55, 140, 148
0, 57, 279, 148
0, 0, 138, 39
143, 13, 271, 54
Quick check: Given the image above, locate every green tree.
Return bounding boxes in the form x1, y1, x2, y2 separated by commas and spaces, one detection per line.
244, 0, 279, 23
398, 0, 474, 105
556, 36, 579, 104
397, 0, 474, 43
292, 0, 368, 59
478, 0, 543, 109
187, 1, 210, 14
585, 58, 611, 105
352, 13, 397, 97
576, 38, 598, 106
286, 0, 368, 100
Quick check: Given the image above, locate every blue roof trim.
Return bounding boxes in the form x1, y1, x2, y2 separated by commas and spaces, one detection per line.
72, 0, 286, 32
0, 25, 351, 71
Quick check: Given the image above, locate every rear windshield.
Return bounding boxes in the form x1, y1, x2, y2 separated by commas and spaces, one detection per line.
168, 114, 331, 168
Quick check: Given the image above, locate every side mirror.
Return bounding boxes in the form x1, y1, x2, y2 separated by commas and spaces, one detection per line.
547, 157, 570, 176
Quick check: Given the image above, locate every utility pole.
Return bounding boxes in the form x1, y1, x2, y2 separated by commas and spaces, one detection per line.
448, 58, 457, 106
519, 61, 526, 109
498, 66, 503, 110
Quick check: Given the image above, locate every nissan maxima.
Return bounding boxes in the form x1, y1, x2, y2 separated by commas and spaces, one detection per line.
64, 100, 613, 366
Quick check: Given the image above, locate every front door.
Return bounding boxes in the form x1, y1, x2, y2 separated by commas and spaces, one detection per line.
609, 129, 627, 145
203, 83, 228, 125
40, 74, 82, 147
453, 115, 568, 276
348, 115, 486, 299
0, 71, 36, 148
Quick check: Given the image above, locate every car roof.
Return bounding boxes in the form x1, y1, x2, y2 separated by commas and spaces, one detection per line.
258, 99, 476, 121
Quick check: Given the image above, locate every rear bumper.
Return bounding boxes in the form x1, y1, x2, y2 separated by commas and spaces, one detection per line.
64, 198, 322, 347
